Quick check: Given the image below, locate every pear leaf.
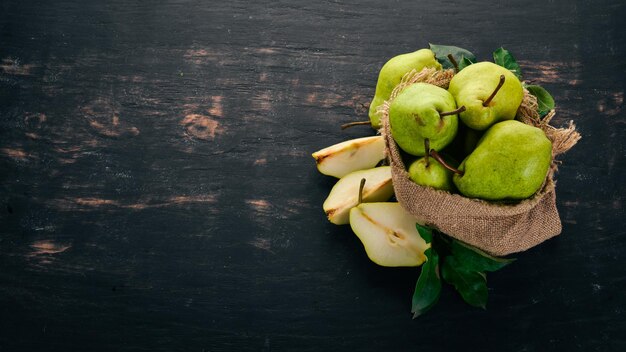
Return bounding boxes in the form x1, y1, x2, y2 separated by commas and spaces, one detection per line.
493, 47, 522, 79
458, 56, 476, 71
415, 223, 433, 243
429, 44, 476, 70
411, 224, 441, 318
526, 84, 555, 117
441, 256, 488, 309
450, 239, 515, 272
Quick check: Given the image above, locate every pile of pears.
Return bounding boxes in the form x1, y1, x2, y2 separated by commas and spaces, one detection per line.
312, 46, 553, 268
387, 51, 552, 201
313, 138, 429, 267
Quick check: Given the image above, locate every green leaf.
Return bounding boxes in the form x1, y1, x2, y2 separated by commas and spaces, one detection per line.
415, 223, 433, 243
493, 47, 522, 79
526, 84, 555, 117
429, 44, 476, 70
441, 256, 488, 309
450, 240, 515, 273
458, 56, 476, 71
411, 224, 441, 318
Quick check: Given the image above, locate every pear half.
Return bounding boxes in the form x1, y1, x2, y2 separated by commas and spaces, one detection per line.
323, 166, 393, 225
350, 202, 429, 267
312, 136, 385, 178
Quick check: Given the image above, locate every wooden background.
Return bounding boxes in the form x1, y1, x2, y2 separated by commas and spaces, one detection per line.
1, 0, 624, 351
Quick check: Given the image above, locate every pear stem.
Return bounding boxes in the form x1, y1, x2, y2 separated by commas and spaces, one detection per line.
341, 121, 371, 130
439, 105, 466, 118
357, 178, 366, 205
429, 149, 464, 176
424, 138, 430, 168
482, 75, 506, 107
447, 54, 459, 72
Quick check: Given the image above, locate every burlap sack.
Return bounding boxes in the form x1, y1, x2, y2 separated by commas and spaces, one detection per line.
379, 68, 581, 256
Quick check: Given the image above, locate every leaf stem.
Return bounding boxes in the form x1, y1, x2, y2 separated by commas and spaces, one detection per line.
447, 54, 459, 72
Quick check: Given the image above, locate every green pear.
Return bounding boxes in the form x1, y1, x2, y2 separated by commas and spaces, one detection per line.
369, 49, 442, 129
442, 122, 483, 162
349, 202, 429, 267
312, 136, 385, 178
463, 128, 483, 156
408, 153, 456, 191
323, 166, 393, 225
389, 83, 463, 156
448, 61, 524, 130
453, 120, 552, 200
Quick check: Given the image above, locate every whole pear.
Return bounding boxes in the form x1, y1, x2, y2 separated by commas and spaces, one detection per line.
448, 62, 524, 130
453, 120, 552, 200
408, 155, 456, 191
369, 49, 442, 129
389, 83, 461, 156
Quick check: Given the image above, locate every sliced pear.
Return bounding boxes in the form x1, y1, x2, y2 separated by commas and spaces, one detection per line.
349, 202, 429, 267
323, 166, 393, 225
312, 136, 385, 178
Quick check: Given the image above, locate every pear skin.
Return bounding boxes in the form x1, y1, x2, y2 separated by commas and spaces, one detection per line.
389, 83, 459, 156
350, 202, 429, 267
449, 62, 524, 131
442, 123, 483, 162
369, 49, 442, 129
453, 120, 552, 200
463, 128, 483, 156
408, 156, 455, 191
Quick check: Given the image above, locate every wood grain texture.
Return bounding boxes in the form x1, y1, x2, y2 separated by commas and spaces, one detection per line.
1, 0, 625, 351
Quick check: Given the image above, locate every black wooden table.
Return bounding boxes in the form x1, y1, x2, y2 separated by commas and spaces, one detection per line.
1, 1, 625, 351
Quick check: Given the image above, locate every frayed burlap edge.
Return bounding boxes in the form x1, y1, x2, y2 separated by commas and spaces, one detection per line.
379, 68, 581, 256
516, 89, 582, 173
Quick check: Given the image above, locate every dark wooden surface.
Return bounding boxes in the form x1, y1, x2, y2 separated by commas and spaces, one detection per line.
1, 0, 625, 351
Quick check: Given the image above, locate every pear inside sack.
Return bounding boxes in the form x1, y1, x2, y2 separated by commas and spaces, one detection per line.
369, 49, 442, 129
453, 120, 553, 200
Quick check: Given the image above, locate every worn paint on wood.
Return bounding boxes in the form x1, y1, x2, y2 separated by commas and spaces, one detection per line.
1, 0, 625, 350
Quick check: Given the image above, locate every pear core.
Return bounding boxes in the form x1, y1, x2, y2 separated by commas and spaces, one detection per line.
312, 136, 385, 178
349, 202, 429, 267
323, 167, 394, 225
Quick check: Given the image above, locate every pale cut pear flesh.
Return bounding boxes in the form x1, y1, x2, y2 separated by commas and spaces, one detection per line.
350, 202, 429, 267
323, 166, 393, 225
312, 136, 385, 178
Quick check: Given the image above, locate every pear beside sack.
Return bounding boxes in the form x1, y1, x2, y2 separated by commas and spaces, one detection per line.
379, 69, 580, 256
